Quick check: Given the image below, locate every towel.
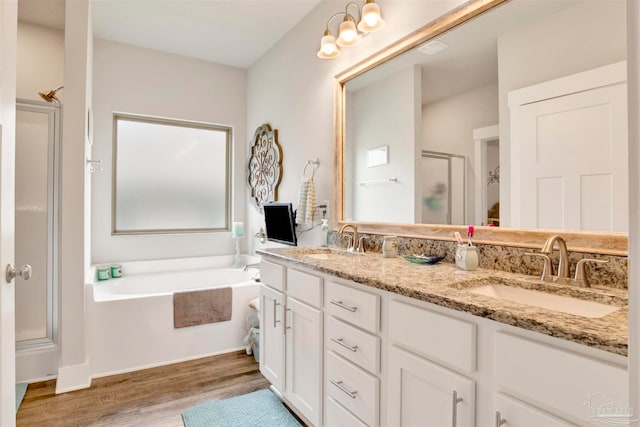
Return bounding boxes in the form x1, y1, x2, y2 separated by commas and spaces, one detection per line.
173, 287, 232, 328
296, 176, 316, 225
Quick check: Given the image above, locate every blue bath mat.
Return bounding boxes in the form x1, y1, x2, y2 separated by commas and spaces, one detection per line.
182, 389, 301, 427
16, 383, 27, 411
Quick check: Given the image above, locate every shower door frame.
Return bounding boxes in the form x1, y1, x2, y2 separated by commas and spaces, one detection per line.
15, 99, 60, 379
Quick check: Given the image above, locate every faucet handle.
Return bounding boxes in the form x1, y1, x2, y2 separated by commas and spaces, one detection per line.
573, 259, 609, 287
357, 236, 367, 253
525, 252, 555, 282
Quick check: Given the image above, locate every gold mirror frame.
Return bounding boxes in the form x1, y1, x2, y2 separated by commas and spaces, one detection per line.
333, 0, 627, 256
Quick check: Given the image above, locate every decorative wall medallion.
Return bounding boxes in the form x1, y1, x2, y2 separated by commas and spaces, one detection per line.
248, 124, 283, 210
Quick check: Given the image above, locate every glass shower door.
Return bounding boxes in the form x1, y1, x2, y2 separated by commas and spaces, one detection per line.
15, 100, 60, 380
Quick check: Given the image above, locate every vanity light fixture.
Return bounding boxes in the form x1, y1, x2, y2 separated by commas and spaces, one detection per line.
317, 0, 386, 60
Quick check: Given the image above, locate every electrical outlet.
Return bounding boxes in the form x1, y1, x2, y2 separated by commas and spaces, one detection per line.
318, 200, 329, 219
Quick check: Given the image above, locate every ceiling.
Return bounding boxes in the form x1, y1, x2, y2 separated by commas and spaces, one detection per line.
18, 0, 322, 69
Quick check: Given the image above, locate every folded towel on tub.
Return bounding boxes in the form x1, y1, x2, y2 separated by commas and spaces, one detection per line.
173, 287, 232, 328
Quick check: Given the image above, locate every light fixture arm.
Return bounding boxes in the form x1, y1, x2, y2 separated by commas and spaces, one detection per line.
344, 2, 362, 24
324, 11, 347, 34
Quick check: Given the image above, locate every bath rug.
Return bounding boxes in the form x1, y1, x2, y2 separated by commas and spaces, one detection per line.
174, 287, 232, 328
181, 389, 301, 427
16, 383, 27, 411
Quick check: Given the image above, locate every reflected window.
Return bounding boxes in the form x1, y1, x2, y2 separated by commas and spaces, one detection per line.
113, 113, 231, 234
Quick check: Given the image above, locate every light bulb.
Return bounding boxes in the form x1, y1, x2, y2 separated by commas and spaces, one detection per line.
317, 33, 341, 59
358, 2, 386, 33
337, 18, 361, 47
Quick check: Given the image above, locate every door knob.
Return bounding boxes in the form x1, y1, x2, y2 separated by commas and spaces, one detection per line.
6, 264, 32, 283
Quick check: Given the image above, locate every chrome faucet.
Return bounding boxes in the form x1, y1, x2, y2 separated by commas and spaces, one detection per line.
338, 223, 361, 252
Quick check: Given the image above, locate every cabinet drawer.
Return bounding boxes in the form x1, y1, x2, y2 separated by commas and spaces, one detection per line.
495, 393, 576, 426
326, 281, 380, 333
286, 268, 322, 308
389, 299, 476, 373
326, 397, 368, 427
260, 260, 285, 291
495, 332, 627, 423
327, 316, 380, 375
327, 351, 379, 427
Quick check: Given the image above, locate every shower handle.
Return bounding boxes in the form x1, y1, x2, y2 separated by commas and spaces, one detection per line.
6, 263, 32, 283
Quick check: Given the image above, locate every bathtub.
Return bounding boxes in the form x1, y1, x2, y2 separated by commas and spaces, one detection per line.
85, 256, 260, 377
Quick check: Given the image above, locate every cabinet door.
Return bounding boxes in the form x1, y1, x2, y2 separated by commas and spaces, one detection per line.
495, 393, 576, 427
259, 284, 285, 391
387, 346, 475, 427
285, 297, 323, 427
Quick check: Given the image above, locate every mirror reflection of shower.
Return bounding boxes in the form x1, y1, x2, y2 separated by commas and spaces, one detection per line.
38, 85, 63, 103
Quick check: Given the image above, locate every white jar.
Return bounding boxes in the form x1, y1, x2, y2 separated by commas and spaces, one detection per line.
382, 236, 398, 258
455, 245, 478, 271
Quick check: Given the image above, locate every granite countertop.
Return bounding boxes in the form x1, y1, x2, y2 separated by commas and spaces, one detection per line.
257, 247, 628, 356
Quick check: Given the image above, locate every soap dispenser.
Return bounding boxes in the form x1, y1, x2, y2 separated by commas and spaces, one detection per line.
320, 219, 329, 247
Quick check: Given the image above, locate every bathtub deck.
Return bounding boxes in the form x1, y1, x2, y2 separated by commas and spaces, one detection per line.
17, 351, 271, 426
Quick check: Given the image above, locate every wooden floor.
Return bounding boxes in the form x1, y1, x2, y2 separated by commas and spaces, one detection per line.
16, 351, 271, 427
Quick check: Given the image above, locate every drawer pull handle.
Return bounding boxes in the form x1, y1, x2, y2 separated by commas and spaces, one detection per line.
273, 302, 281, 328
495, 411, 507, 427
330, 379, 357, 399
331, 337, 358, 352
330, 300, 358, 312
452, 390, 463, 427
286, 308, 292, 330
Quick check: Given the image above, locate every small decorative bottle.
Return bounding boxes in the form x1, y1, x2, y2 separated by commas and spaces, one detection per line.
320, 219, 329, 247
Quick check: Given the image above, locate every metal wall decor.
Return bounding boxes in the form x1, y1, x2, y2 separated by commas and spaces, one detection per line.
248, 123, 283, 209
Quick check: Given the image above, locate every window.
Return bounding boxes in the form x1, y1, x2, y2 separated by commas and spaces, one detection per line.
112, 113, 231, 234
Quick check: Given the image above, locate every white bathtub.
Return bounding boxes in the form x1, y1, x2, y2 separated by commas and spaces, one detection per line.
85, 256, 259, 378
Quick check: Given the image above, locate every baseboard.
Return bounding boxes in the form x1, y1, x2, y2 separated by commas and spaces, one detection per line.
55, 361, 92, 394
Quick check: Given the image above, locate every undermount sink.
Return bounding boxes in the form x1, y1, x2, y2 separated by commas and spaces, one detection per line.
469, 284, 620, 319
286, 247, 365, 260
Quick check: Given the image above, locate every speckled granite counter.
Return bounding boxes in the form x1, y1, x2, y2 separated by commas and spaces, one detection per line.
257, 247, 628, 356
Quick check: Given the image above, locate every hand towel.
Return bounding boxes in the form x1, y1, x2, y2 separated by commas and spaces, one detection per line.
296, 176, 316, 225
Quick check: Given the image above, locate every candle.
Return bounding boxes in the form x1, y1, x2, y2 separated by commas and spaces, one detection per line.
232, 221, 244, 237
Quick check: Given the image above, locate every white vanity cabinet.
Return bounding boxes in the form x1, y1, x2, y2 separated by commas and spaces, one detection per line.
325, 281, 382, 427
259, 261, 323, 426
387, 299, 476, 427
260, 255, 628, 427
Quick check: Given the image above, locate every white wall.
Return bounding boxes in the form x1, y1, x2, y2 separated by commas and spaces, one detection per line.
56, 0, 92, 393
497, 0, 626, 226
246, 0, 467, 252
16, 22, 64, 102
348, 65, 420, 223
91, 39, 247, 263
422, 82, 499, 223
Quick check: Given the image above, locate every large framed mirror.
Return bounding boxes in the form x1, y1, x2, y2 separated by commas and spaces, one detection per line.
334, 0, 628, 255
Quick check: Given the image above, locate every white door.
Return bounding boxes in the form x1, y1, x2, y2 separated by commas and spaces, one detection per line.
0, 0, 18, 424
285, 297, 322, 427
510, 62, 628, 231
387, 346, 475, 427
259, 284, 285, 391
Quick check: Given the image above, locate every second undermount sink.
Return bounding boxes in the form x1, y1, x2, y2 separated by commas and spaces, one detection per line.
469, 284, 620, 319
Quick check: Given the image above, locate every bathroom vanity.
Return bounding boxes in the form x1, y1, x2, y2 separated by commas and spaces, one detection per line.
257, 247, 628, 427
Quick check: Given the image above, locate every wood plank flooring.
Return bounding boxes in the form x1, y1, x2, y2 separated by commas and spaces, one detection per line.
17, 351, 271, 427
